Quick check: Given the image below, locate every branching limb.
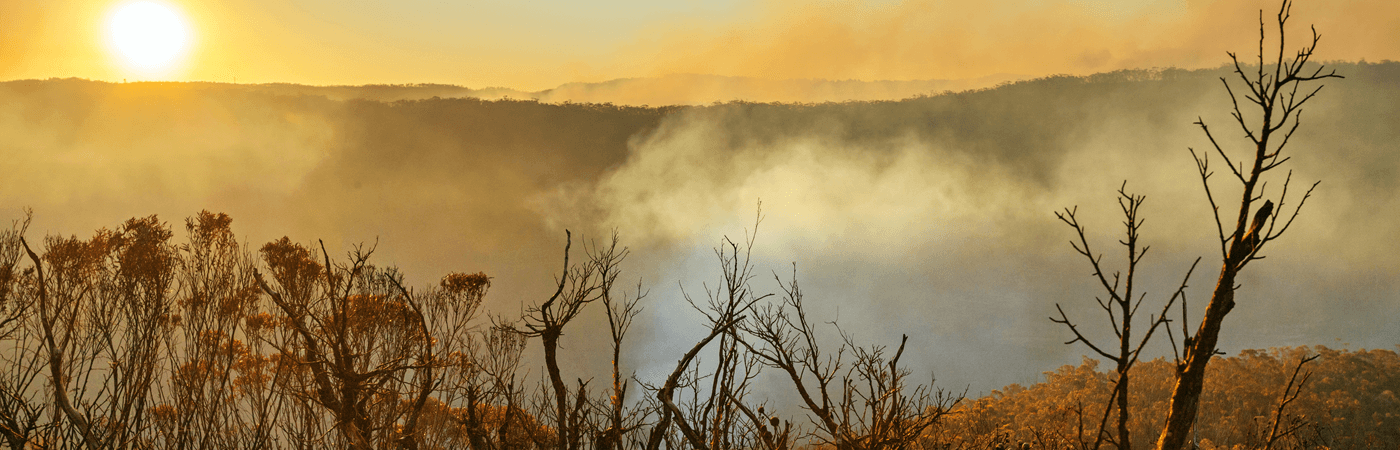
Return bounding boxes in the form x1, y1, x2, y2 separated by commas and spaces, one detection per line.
1262, 354, 1320, 450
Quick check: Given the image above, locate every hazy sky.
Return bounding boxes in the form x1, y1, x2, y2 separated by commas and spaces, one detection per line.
3, 0, 1397, 90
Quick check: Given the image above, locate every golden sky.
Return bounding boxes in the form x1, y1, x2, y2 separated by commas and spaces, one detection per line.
2, 0, 1396, 91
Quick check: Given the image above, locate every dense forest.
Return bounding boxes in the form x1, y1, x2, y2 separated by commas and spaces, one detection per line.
939, 348, 1400, 450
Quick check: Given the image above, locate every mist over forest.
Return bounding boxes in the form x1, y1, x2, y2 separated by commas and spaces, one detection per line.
2, 61, 1398, 400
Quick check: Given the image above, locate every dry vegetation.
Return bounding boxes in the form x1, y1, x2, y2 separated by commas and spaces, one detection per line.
0, 211, 1395, 450
0, 209, 967, 450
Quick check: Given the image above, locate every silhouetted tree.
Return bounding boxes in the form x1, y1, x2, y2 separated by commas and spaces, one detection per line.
1155, 1, 1339, 449
594, 232, 648, 450
593, 207, 783, 450
0, 212, 46, 450
515, 231, 634, 450
745, 266, 960, 450
1255, 354, 1318, 450
642, 226, 766, 450
1053, 183, 1200, 450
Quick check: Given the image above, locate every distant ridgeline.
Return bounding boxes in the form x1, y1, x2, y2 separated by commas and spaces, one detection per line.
0, 72, 1029, 105
4, 61, 1393, 103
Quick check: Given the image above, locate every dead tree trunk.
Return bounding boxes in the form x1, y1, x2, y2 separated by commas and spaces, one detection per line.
1154, 1, 1338, 448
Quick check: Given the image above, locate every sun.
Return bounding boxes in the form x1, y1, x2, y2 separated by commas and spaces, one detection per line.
106, 1, 192, 75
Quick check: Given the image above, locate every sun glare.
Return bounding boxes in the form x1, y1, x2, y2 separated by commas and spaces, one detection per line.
107, 1, 192, 76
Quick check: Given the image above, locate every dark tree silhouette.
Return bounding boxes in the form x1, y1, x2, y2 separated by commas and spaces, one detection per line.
1053, 183, 1200, 450
1155, 1, 1339, 449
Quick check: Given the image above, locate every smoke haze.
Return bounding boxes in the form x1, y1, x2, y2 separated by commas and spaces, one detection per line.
623, 0, 1400, 83
1, 63, 1397, 395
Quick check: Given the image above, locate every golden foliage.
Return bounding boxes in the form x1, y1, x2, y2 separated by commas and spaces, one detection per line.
440, 271, 489, 297
258, 236, 323, 301
929, 347, 1400, 449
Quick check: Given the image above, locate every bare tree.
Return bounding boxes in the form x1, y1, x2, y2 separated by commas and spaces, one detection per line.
0, 212, 47, 450
730, 399, 793, 450
745, 266, 959, 450
594, 232, 648, 450
1053, 184, 1201, 450
644, 213, 769, 450
1155, 1, 1339, 448
672, 293, 764, 450
510, 231, 647, 450
515, 230, 621, 450
1257, 354, 1318, 450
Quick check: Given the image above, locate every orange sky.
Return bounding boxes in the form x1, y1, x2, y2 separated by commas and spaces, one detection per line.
2, 0, 1396, 91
